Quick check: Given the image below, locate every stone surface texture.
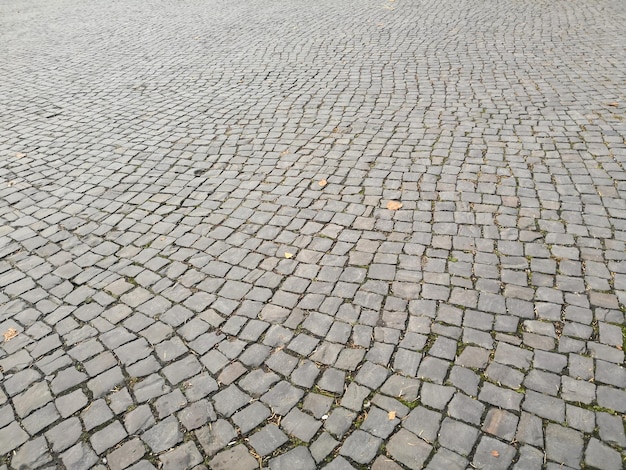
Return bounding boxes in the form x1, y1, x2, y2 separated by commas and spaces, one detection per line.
0, 0, 625, 468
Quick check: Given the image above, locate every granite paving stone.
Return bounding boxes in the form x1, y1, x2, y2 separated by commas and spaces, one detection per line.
140, 416, 183, 453
339, 430, 382, 465
208, 445, 257, 470
269, 446, 316, 470
248, 424, 289, 457
106, 438, 145, 470
195, 419, 237, 457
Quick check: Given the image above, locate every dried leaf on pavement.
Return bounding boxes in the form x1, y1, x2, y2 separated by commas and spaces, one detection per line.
3, 328, 18, 342
387, 200, 402, 210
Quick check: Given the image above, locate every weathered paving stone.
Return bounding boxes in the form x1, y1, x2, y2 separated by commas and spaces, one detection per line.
281, 408, 322, 442
360, 406, 400, 439
403, 406, 442, 443
124, 405, 156, 435
318, 368, 346, 394
212, 385, 251, 417
448, 393, 485, 425
195, 419, 237, 456
387, 429, 432, 470
133, 374, 171, 403
178, 399, 216, 431
82, 399, 113, 431
154, 389, 188, 419
261, 381, 304, 415
141, 416, 183, 453
545, 424, 583, 468
310, 431, 339, 463
323, 456, 357, 470
231, 401, 271, 435
91, 420, 128, 454
339, 430, 382, 464
209, 444, 257, 470
522, 390, 565, 422
512, 445, 544, 470
597, 412, 626, 447
324, 407, 357, 439
106, 438, 145, 470
61, 442, 99, 470
472, 436, 516, 469
13, 381, 53, 418
438, 418, 479, 456
303, 393, 334, 419
22, 402, 59, 434
10, 436, 52, 469
46, 417, 82, 452
584, 437, 623, 470
269, 446, 316, 470
372, 456, 404, 470
248, 424, 289, 456
0, 421, 29, 454
88, 367, 125, 398
481, 408, 519, 441
159, 441, 203, 470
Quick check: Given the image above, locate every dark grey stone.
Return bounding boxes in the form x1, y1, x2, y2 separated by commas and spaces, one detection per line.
324, 407, 356, 439
438, 418, 479, 456
159, 442, 203, 470
61, 442, 99, 470
90, 420, 127, 454
261, 381, 304, 415
387, 429, 432, 470
195, 419, 236, 457
545, 423, 583, 468
339, 430, 382, 464
248, 424, 289, 456
124, 404, 156, 435
269, 446, 316, 470
141, 416, 183, 453
585, 438, 623, 470
106, 438, 145, 470
281, 408, 322, 442
472, 436, 516, 470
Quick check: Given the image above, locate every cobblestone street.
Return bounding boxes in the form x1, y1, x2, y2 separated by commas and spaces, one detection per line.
1, 0, 626, 468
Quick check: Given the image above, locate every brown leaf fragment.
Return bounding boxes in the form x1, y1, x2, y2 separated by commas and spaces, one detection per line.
388, 410, 396, 420
386, 200, 402, 210
3, 328, 18, 342
318, 179, 327, 187
491, 450, 500, 458
608, 102, 619, 107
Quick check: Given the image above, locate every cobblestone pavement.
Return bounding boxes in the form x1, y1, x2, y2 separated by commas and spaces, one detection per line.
1, 0, 626, 468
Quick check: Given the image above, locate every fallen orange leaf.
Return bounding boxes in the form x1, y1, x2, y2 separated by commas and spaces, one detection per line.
491, 450, 500, 458
387, 200, 402, 210
388, 410, 396, 420
318, 179, 327, 187
3, 328, 18, 342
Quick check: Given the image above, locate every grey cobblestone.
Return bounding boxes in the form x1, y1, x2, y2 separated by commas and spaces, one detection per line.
1, 0, 625, 465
